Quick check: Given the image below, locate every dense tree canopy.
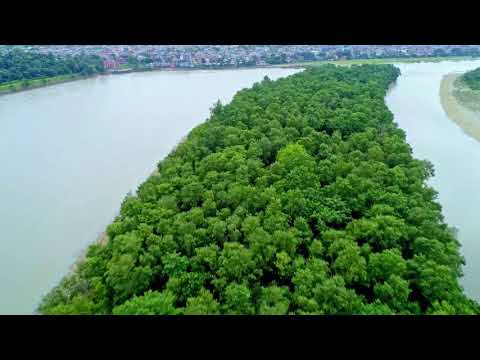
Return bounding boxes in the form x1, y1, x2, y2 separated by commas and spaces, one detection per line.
39, 64, 480, 315
461, 67, 480, 90
0, 49, 104, 84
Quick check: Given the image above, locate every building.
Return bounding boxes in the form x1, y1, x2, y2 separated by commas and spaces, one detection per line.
103, 60, 118, 70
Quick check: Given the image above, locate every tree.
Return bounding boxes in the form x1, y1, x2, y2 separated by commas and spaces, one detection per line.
373, 275, 411, 312
42, 295, 97, 315
210, 100, 223, 117
360, 300, 395, 315
106, 254, 153, 304
184, 288, 220, 315
217, 242, 256, 282
367, 248, 407, 283
113, 290, 179, 315
0, 49, 104, 88
331, 240, 367, 285
258, 286, 290, 315
222, 283, 254, 315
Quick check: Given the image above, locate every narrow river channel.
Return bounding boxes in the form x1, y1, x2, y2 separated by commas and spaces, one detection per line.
385, 59, 480, 301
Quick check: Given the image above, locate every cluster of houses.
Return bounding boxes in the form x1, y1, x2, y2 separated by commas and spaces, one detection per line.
5, 45, 480, 71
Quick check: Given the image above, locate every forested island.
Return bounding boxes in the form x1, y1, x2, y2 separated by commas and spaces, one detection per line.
0, 49, 104, 94
39, 64, 480, 315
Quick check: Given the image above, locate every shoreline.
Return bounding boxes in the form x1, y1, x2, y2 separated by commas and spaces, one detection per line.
290, 56, 480, 68
0, 65, 300, 97
69, 165, 162, 274
0, 73, 102, 97
2, 56, 479, 96
0, 68, 260, 96
439, 72, 480, 142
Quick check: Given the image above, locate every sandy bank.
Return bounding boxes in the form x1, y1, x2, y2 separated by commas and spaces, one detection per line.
439, 73, 480, 142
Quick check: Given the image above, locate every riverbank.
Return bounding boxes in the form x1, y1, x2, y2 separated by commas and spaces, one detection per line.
2, 56, 479, 97
283, 56, 480, 68
450, 74, 480, 112
440, 72, 480, 142
0, 65, 292, 96
0, 73, 101, 96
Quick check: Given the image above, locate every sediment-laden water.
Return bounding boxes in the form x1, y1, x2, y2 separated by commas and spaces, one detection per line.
3, 60, 480, 314
0, 68, 300, 314
386, 60, 480, 301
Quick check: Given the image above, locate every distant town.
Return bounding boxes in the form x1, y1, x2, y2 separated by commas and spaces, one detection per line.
2, 45, 480, 72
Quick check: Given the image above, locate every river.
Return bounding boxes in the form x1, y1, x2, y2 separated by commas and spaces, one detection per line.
0, 67, 300, 314
2, 61, 480, 315
385, 59, 480, 302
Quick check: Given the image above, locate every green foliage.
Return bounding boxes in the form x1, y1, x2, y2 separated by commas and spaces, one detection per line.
40, 64, 479, 315
42, 296, 98, 315
360, 300, 395, 315
113, 290, 179, 315
367, 249, 407, 282
0, 48, 104, 84
222, 283, 255, 314
258, 286, 290, 315
184, 288, 220, 315
461, 67, 480, 90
